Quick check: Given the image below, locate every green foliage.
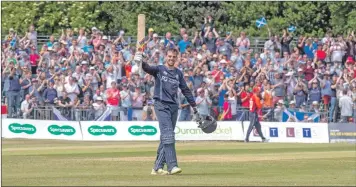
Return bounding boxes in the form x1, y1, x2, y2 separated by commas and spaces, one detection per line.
1, 2, 356, 38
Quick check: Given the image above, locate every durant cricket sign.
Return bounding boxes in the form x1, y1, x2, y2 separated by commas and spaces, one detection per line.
175, 122, 244, 141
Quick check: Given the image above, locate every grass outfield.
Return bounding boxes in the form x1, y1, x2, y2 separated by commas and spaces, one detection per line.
2, 139, 356, 186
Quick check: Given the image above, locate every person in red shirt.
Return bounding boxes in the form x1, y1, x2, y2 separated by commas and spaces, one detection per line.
240, 84, 251, 109
245, 87, 268, 143
303, 60, 314, 81
29, 46, 40, 74
211, 64, 223, 83
316, 43, 327, 61
106, 81, 120, 120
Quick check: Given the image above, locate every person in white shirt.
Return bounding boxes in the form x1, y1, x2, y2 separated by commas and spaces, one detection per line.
21, 94, 33, 119
77, 28, 87, 49
64, 76, 80, 102
103, 65, 117, 89
92, 96, 106, 119
339, 89, 354, 122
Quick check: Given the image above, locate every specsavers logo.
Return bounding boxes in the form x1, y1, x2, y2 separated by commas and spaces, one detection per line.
8, 123, 36, 134
48, 125, 76, 136
175, 126, 232, 135
129, 125, 157, 136
88, 125, 117, 136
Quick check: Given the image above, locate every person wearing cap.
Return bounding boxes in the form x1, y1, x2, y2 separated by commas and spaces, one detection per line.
245, 87, 268, 143
308, 76, 321, 105
289, 100, 297, 111
147, 33, 159, 50
139, 28, 154, 46
135, 48, 201, 175
92, 96, 106, 118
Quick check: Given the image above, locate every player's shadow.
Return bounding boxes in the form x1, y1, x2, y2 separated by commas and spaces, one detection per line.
169, 172, 244, 176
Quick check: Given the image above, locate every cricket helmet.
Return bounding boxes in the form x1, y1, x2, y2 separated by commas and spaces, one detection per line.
197, 115, 217, 134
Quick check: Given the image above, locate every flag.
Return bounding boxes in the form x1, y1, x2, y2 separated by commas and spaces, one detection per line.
52, 107, 68, 121
256, 17, 267, 28
288, 25, 296, 32
96, 107, 112, 121
282, 109, 320, 122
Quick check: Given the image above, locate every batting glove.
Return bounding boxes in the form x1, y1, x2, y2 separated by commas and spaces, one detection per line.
134, 52, 143, 65
193, 107, 203, 126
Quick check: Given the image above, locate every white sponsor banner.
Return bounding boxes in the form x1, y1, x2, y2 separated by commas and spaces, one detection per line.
243, 122, 329, 143
175, 121, 244, 141
2, 118, 82, 140
80, 121, 160, 141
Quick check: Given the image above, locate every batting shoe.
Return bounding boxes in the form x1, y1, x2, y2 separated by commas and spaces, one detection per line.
262, 138, 269, 143
151, 168, 168, 175
169, 167, 182, 175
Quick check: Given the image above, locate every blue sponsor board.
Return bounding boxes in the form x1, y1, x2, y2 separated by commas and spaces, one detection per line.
328, 123, 356, 143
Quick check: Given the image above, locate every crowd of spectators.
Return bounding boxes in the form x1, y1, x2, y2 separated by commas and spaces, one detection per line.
1, 18, 356, 123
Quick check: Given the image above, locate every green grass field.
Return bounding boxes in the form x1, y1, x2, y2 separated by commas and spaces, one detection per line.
2, 139, 356, 186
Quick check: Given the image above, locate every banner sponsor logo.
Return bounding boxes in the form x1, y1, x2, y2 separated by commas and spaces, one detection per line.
329, 123, 356, 143
128, 125, 157, 136
302, 128, 312, 138
175, 126, 232, 135
48, 125, 76, 136
88, 125, 117, 136
8, 123, 36, 134
286, 127, 295, 137
270, 127, 278, 137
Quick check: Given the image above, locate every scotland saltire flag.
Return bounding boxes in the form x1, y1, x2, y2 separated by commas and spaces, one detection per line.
282, 109, 320, 122
52, 107, 68, 121
288, 25, 296, 32
256, 17, 267, 28
96, 107, 112, 121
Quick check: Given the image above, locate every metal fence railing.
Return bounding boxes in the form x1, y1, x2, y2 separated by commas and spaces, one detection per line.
4, 103, 353, 123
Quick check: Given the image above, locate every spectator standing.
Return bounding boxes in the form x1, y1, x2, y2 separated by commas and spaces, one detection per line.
106, 81, 120, 120
195, 88, 212, 118
339, 89, 354, 122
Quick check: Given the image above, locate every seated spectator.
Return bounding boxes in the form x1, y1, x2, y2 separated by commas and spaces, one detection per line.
20, 94, 33, 119
142, 100, 156, 121
92, 96, 106, 119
